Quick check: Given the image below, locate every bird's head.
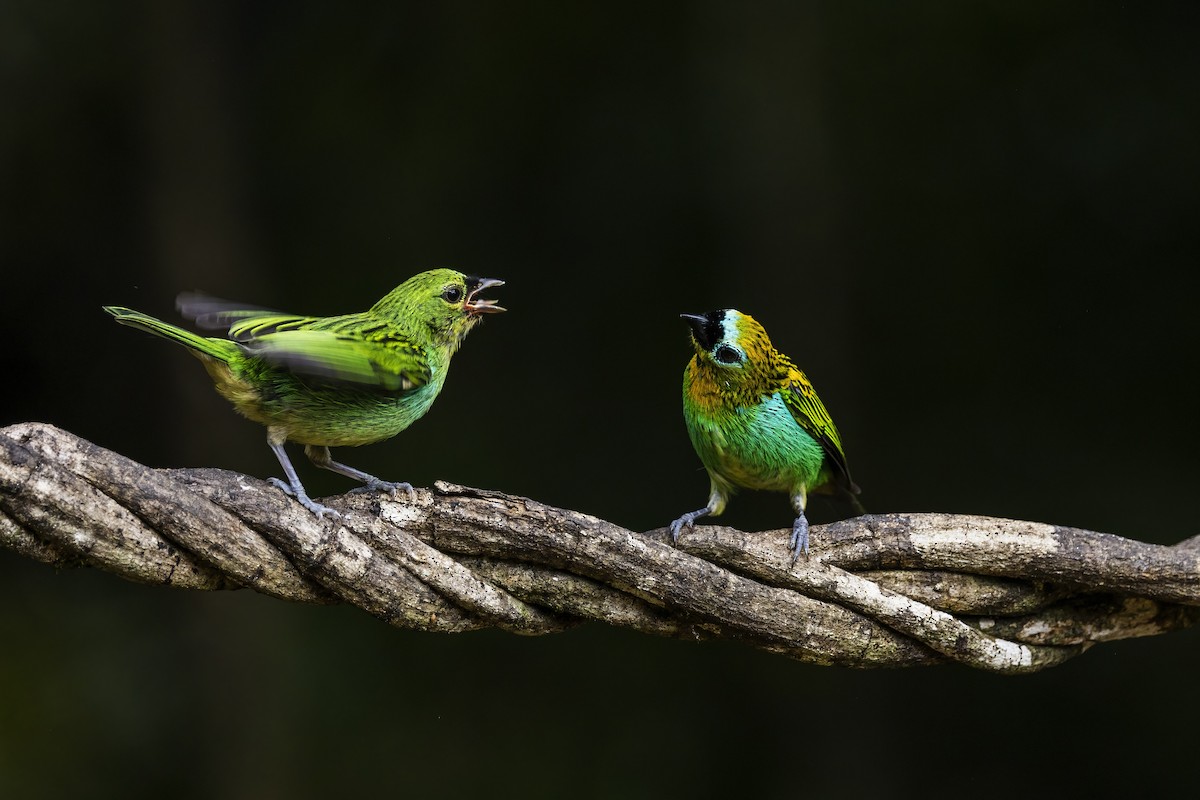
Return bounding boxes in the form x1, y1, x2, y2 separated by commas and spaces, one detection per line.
374, 268, 505, 352
680, 309, 782, 395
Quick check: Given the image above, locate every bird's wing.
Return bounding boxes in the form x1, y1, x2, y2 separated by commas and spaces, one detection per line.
782, 367, 859, 493
177, 293, 430, 391
241, 325, 431, 392
177, 293, 290, 332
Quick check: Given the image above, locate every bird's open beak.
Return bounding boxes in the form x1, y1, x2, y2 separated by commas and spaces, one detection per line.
465, 277, 506, 315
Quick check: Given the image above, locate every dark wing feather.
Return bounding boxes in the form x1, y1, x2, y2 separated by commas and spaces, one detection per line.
176, 292, 286, 332
781, 367, 860, 494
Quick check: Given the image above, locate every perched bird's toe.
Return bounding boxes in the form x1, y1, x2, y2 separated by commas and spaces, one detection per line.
669, 514, 694, 544
310, 503, 343, 520
352, 479, 416, 501
789, 515, 810, 566
297, 495, 342, 519
269, 477, 341, 518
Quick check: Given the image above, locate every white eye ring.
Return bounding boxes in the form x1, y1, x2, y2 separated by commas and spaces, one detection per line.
714, 344, 743, 365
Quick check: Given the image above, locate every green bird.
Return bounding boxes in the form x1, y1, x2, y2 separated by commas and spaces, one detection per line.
670, 309, 862, 563
104, 269, 504, 519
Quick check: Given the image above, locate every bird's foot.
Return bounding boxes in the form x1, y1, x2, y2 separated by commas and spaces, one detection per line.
350, 479, 416, 502
268, 477, 343, 520
669, 511, 703, 544
788, 514, 810, 566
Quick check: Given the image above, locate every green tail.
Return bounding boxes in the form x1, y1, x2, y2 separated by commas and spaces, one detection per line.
103, 306, 238, 363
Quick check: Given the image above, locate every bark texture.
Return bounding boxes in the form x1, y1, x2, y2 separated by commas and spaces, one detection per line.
3, 422, 1197, 671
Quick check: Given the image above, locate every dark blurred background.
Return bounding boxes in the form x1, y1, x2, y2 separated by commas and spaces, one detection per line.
3, 1, 1199, 797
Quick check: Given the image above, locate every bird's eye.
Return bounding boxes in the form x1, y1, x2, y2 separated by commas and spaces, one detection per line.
441, 286, 464, 303
714, 345, 742, 364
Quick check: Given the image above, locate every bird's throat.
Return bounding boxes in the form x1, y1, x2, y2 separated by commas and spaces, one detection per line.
684, 358, 761, 415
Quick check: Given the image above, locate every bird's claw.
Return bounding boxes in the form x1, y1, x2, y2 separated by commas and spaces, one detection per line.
268, 477, 343, 519
350, 479, 416, 502
669, 513, 697, 544
789, 514, 810, 566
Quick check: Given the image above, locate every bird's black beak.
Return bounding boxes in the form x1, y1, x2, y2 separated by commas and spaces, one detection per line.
465, 277, 505, 315
680, 312, 721, 350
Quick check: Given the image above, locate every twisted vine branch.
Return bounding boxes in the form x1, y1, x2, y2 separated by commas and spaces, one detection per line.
2, 422, 1198, 671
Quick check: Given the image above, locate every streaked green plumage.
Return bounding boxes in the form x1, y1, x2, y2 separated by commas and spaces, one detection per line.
671, 309, 861, 562
104, 268, 504, 518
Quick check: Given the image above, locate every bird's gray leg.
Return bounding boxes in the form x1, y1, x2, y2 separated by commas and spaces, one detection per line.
669, 486, 727, 545
266, 437, 341, 519
789, 487, 810, 565
304, 446, 416, 501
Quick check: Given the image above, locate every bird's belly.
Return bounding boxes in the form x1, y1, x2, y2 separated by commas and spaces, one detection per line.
283, 393, 435, 447
692, 394, 825, 492
214, 366, 443, 447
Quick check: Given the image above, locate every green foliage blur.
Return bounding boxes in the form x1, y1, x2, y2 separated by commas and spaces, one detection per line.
3, 2, 1198, 797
